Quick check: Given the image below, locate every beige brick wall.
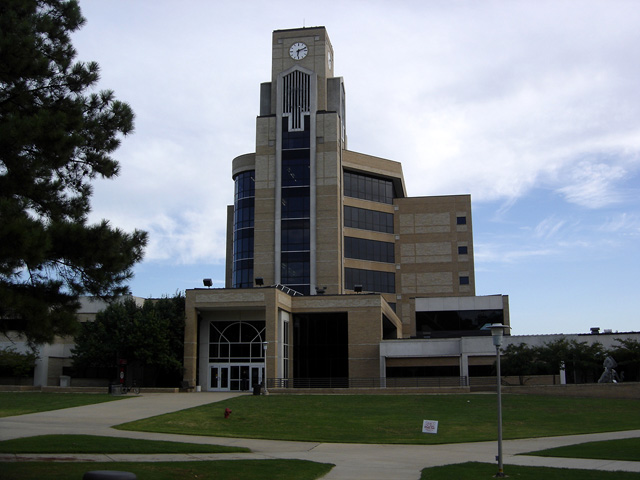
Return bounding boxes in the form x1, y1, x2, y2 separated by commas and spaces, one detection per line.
394, 195, 475, 336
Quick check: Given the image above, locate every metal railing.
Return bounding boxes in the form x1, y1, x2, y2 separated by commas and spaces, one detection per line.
268, 376, 469, 389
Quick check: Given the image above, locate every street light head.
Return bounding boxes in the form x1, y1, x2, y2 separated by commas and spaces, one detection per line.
490, 323, 508, 347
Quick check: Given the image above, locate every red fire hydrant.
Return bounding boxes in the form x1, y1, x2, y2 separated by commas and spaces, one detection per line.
224, 407, 232, 419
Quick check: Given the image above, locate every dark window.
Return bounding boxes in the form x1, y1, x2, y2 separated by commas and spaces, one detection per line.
234, 197, 254, 229
234, 171, 255, 201
281, 219, 310, 251
344, 171, 395, 204
459, 276, 470, 285
344, 237, 395, 263
386, 365, 461, 378
282, 150, 310, 186
456, 216, 467, 225
293, 313, 348, 380
344, 206, 394, 233
232, 171, 255, 288
281, 115, 311, 295
281, 187, 310, 218
233, 229, 254, 261
282, 116, 310, 149
281, 252, 310, 285
458, 246, 468, 255
344, 267, 395, 293
416, 309, 504, 338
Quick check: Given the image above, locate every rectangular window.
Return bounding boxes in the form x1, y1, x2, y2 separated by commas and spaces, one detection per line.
344, 267, 395, 293
344, 171, 395, 204
344, 206, 394, 233
456, 216, 467, 225
344, 236, 395, 263
281, 219, 310, 251
458, 246, 468, 255
459, 276, 470, 285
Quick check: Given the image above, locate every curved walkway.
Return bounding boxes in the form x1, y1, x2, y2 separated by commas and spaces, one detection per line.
1, 392, 639, 479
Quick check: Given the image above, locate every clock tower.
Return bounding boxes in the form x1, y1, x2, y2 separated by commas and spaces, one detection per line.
232, 27, 346, 295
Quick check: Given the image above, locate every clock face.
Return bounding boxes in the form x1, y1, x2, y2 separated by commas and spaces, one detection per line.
289, 42, 308, 60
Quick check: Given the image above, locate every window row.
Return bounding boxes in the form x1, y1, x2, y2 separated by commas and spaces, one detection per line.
234, 197, 254, 229
234, 171, 255, 201
344, 267, 396, 294
344, 171, 395, 204
233, 228, 254, 261
232, 259, 253, 288
344, 236, 395, 263
344, 205, 394, 233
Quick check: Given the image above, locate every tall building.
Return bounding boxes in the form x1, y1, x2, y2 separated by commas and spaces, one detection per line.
183, 27, 509, 392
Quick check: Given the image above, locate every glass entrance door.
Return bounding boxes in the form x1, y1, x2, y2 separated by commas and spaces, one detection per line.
209, 364, 263, 391
209, 366, 229, 390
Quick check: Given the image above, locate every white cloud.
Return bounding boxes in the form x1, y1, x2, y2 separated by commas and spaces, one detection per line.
557, 161, 628, 208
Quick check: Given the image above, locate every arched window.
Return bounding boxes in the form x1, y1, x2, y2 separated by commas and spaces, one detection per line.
209, 321, 266, 362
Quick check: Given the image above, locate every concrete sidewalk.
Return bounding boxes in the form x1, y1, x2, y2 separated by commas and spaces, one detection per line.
1, 392, 639, 479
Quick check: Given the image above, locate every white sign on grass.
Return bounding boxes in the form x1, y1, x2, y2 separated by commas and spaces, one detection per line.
422, 420, 438, 434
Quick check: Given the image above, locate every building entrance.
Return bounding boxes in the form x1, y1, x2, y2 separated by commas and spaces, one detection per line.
206, 319, 266, 391
208, 364, 265, 392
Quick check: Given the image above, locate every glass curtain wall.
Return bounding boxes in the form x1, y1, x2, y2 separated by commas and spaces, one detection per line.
281, 116, 311, 295
232, 171, 255, 288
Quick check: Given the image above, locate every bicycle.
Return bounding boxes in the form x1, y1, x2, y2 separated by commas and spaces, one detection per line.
121, 381, 140, 395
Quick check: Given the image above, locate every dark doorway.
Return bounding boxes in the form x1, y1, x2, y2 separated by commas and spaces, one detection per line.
293, 312, 348, 379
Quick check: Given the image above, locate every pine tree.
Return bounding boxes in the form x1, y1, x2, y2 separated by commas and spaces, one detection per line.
0, 0, 148, 345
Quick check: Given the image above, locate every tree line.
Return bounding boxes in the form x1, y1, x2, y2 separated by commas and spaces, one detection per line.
501, 338, 640, 385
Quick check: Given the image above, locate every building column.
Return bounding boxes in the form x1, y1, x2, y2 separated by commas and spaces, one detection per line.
183, 292, 198, 388
460, 353, 470, 384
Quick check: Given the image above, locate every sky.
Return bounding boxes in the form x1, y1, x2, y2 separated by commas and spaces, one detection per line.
71, 0, 640, 336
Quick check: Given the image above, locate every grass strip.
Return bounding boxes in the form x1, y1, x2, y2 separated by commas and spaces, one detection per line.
420, 462, 640, 479
0, 459, 333, 480
0, 434, 248, 454
525, 437, 640, 462
0, 392, 123, 418
116, 394, 640, 445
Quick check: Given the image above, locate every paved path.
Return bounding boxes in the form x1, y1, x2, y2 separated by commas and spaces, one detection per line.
1, 392, 640, 479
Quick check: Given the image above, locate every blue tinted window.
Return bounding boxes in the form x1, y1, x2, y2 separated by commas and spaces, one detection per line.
281, 187, 310, 218
344, 171, 395, 204
344, 237, 395, 263
344, 267, 395, 293
459, 276, 470, 285
281, 220, 310, 251
281, 252, 310, 285
344, 206, 394, 233
458, 246, 468, 255
456, 216, 467, 225
232, 171, 255, 288
282, 116, 310, 149
234, 171, 255, 201
282, 150, 310, 186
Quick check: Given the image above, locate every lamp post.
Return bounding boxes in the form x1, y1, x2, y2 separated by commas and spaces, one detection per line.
490, 323, 507, 478
262, 341, 269, 395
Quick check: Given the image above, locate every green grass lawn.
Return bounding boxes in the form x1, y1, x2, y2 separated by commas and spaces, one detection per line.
0, 392, 123, 418
0, 459, 334, 480
525, 437, 640, 462
0, 434, 248, 454
420, 462, 640, 479
116, 394, 640, 444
